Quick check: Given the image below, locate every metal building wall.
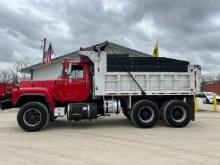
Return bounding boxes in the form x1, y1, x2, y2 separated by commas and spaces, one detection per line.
203, 82, 220, 94
33, 62, 61, 80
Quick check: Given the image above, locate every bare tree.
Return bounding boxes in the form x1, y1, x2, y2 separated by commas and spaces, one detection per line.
216, 73, 220, 81
201, 73, 216, 82
0, 57, 31, 83
10, 57, 31, 83
0, 70, 12, 82
201, 74, 207, 83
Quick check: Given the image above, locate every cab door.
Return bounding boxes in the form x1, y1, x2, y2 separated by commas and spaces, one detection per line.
55, 64, 90, 102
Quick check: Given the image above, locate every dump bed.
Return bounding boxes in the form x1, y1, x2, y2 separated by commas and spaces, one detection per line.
79, 51, 201, 96
104, 66, 200, 95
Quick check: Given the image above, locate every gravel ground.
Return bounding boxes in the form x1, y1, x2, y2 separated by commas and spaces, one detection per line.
0, 105, 220, 165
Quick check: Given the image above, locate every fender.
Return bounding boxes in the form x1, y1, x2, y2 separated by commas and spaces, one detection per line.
12, 87, 55, 111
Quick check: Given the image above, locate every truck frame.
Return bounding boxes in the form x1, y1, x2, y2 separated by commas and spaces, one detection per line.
8, 45, 201, 131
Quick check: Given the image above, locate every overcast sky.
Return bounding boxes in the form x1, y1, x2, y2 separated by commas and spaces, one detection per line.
0, 0, 220, 73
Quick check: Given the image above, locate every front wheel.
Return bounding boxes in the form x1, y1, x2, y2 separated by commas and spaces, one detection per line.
131, 100, 160, 128
17, 102, 50, 132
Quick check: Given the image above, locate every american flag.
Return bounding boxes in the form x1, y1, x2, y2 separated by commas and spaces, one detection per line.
44, 43, 55, 64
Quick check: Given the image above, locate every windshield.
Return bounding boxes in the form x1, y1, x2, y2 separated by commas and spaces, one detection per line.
204, 92, 216, 96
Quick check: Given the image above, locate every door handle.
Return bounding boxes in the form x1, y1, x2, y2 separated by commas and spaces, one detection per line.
78, 81, 86, 84
69, 80, 86, 84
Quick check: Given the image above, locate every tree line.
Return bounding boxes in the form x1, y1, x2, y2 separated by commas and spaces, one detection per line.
0, 57, 31, 84
201, 73, 220, 83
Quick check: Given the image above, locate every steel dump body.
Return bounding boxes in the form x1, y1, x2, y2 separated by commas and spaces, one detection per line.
79, 51, 201, 97
104, 70, 199, 95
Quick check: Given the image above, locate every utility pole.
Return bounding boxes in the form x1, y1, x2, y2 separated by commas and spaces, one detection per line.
42, 38, 46, 62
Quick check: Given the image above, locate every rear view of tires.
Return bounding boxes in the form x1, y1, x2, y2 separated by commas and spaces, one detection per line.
17, 102, 50, 132
162, 100, 191, 127
131, 100, 160, 128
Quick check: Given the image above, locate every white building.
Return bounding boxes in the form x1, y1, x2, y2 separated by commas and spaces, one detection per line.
22, 41, 151, 80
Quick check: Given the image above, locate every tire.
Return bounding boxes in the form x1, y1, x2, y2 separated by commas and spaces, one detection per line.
160, 100, 171, 120
122, 108, 130, 119
162, 100, 191, 128
17, 102, 50, 132
206, 99, 211, 104
131, 100, 160, 128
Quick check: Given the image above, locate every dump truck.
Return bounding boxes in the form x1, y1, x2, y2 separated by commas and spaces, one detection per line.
5, 44, 201, 131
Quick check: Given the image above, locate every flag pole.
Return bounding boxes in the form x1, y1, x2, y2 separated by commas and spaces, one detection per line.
42, 38, 46, 62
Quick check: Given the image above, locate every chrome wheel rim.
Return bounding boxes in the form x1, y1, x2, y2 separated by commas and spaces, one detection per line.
171, 106, 186, 123
23, 108, 41, 127
138, 106, 154, 123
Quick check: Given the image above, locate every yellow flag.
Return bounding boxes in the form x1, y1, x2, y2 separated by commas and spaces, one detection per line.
152, 41, 159, 57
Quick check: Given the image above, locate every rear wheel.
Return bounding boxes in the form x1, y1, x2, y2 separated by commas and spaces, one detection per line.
131, 100, 160, 128
17, 102, 50, 132
160, 100, 171, 120
162, 100, 191, 127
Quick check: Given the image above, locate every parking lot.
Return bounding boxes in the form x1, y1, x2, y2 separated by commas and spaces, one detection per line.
1, 100, 220, 165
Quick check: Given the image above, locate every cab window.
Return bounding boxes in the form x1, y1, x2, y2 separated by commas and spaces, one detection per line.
69, 65, 84, 79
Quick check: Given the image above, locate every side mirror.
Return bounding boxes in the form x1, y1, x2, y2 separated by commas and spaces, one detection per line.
61, 62, 70, 78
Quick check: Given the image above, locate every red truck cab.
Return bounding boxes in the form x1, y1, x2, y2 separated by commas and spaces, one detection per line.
54, 58, 91, 102
11, 57, 92, 110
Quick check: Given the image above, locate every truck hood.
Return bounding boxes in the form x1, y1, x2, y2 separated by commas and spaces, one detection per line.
19, 80, 56, 89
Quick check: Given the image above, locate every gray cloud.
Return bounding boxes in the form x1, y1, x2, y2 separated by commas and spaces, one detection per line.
0, 0, 220, 73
